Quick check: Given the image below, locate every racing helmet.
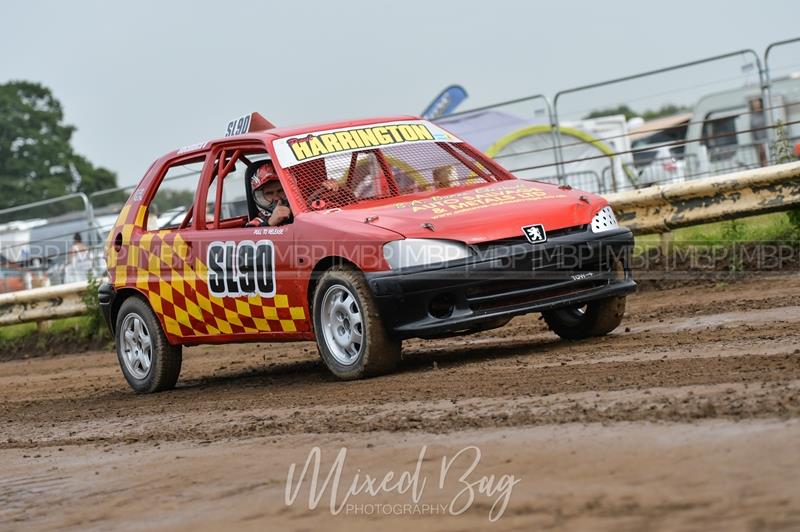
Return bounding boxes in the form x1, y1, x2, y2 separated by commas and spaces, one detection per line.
251, 161, 280, 210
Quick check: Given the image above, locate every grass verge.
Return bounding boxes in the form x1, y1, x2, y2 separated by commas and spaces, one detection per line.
635, 212, 799, 249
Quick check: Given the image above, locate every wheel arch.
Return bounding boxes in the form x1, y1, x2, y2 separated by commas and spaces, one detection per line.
306, 255, 361, 330
110, 287, 156, 336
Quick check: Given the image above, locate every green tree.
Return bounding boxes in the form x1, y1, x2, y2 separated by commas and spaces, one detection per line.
0, 80, 117, 211
641, 104, 691, 120
72, 153, 117, 196
151, 189, 196, 214
584, 105, 638, 121
585, 103, 691, 121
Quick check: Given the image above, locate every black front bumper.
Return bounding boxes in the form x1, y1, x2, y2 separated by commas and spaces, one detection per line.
366, 227, 636, 339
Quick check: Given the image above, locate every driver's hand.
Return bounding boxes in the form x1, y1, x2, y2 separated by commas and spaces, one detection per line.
321, 180, 340, 192
268, 205, 291, 226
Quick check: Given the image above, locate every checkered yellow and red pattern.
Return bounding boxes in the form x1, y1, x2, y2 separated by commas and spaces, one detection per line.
107, 204, 307, 339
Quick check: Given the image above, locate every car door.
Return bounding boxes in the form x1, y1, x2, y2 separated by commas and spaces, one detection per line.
174, 142, 310, 342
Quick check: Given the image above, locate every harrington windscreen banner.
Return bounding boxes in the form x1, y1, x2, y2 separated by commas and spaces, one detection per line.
272, 120, 462, 167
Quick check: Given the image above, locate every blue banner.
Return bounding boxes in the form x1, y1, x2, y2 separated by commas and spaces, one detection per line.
421, 85, 468, 121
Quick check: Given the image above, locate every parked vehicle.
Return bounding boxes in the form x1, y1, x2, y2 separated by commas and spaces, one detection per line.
631, 144, 686, 187
24, 214, 106, 285
684, 74, 800, 177
0, 253, 26, 293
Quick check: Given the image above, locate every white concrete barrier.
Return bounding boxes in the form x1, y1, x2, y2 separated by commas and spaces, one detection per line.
0, 281, 90, 326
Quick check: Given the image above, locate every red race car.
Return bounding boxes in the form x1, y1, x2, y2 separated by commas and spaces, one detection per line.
100, 112, 635, 393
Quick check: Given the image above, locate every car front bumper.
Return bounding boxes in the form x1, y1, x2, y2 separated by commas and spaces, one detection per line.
365, 227, 636, 339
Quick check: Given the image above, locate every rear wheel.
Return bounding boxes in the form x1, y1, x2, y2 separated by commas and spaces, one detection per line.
115, 296, 182, 393
313, 266, 400, 379
542, 296, 627, 340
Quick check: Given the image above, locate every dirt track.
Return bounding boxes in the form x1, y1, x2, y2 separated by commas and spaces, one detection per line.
2, 275, 800, 530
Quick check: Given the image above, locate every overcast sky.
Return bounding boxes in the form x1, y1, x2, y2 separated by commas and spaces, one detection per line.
3, 0, 799, 187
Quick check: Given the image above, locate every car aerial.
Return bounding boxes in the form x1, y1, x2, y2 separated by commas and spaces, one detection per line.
99, 112, 636, 393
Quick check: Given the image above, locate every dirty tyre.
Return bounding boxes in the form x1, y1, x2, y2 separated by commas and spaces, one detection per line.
313, 266, 400, 379
115, 296, 182, 393
542, 296, 627, 340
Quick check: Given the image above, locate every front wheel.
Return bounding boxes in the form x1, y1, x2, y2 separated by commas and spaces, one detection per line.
312, 266, 400, 379
542, 295, 627, 340
115, 296, 182, 393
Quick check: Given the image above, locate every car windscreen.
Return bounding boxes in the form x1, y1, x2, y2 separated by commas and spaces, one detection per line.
286, 141, 504, 211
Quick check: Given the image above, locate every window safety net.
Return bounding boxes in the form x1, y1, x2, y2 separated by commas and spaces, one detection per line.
285, 142, 507, 211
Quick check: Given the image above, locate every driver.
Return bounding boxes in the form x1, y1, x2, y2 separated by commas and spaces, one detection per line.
246, 161, 293, 227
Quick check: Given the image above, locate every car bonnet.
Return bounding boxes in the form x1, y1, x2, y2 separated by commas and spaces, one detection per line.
318, 180, 601, 244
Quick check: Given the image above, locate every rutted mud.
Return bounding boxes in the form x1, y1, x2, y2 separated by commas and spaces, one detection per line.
1, 274, 799, 530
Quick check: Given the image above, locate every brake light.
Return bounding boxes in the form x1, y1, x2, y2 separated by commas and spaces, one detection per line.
795, 142, 800, 158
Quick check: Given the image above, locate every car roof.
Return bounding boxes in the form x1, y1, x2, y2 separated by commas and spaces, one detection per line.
164, 115, 424, 160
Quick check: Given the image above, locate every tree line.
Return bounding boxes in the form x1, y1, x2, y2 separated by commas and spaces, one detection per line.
0, 81, 117, 218
584, 104, 691, 121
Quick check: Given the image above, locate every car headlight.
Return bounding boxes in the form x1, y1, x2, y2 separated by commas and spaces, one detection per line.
591, 206, 619, 233
382, 239, 473, 270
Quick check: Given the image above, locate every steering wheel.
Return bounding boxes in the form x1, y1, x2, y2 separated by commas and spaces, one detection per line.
306, 180, 356, 210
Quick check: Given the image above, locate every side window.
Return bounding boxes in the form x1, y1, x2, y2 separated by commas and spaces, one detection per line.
702, 114, 738, 161
206, 149, 269, 229
147, 157, 204, 231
